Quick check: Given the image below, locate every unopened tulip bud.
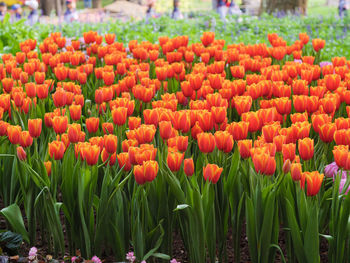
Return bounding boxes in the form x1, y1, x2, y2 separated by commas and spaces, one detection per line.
283, 159, 291, 174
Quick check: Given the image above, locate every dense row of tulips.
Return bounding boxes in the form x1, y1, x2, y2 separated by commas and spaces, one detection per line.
0, 30, 349, 263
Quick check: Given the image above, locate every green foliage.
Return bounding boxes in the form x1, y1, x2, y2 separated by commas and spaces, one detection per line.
0, 231, 22, 256
2, 13, 350, 61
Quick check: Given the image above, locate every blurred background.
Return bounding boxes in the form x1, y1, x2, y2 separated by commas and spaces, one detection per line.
0, 0, 344, 20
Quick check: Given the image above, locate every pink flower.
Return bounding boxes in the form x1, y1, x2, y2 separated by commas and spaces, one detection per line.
126, 252, 136, 263
91, 256, 101, 263
28, 247, 37, 261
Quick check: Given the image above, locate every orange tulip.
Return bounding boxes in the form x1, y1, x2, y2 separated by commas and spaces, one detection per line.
252, 152, 276, 176
301, 171, 324, 196
262, 123, 281, 143
211, 106, 227, 124
184, 158, 194, 176
52, 116, 68, 134
86, 117, 99, 133
134, 160, 158, 185
104, 134, 118, 154
312, 39, 325, 52
237, 140, 252, 159
242, 112, 261, 133
230, 65, 245, 79
0, 121, 10, 136
159, 121, 173, 140
200, 32, 215, 47
311, 113, 332, 133
282, 143, 296, 162
7, 125, 22, 144
214, 131, 233, 153
48, 140, 66, 160
334, 129, 350, 146
117, 152, 131, 171
226, 121, 249, 141
36, 84, 49, 99
319, 123, 336, 143
28, 118, 42, 138
20, 131, 33, 148
172, 111, 191, 133
134, 125, 156, 144
298, 138, 314, 161
2, 78, 14, 93
101, 148, 117, 166
325, 74, 341, 92
234, 96, 252, 116
273, 135, 286, 152
44, 160, 52, 176
333, 145, 349, 169
35, 72, 45, 84
128, 117, 141, 130
197, 132, 216, 153
143, 109, 159, 127
102, 71, 115, 86
167, 151, 185, 172
203, 163, 223, 184
105, 33, 115, 45
112, 107, 128, 126
69, 104, 82, 121
81, 144, 100, 166
168, 136, 188, 152
67, 124, 81, 143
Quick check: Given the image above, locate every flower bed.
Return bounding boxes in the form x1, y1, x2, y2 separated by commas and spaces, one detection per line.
0, 30, 349, 263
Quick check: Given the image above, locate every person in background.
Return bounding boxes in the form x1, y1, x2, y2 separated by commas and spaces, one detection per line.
217, 0, 227, 19
228, 0, 241, 15
11, 4, 22, 22
339, 0, 348, 18
0, 2, 7, 21
145, 0, 156, 22
172, 0, 183, 20
64, 0, 78, 23
25, 0, 39, 25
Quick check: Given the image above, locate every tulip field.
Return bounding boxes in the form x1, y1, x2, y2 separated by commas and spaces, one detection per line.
1, 26, 350, 263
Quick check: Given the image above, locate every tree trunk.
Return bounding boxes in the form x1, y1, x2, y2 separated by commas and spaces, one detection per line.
92, 0, 102, 8
41, 0, 56, 16
260, 0, 307, 15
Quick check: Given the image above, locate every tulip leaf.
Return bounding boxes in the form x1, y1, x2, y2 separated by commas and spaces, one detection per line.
0, 204, 29, 243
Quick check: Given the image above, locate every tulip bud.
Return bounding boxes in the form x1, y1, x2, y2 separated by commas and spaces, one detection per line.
291, 163, 302, 181
282, 159, 291, 174
17, 146, 26, 161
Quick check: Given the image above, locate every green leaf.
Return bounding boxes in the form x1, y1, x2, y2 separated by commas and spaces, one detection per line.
0, 231, 22, 255
0, 204, 29, 243
152, 253, 171, 260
